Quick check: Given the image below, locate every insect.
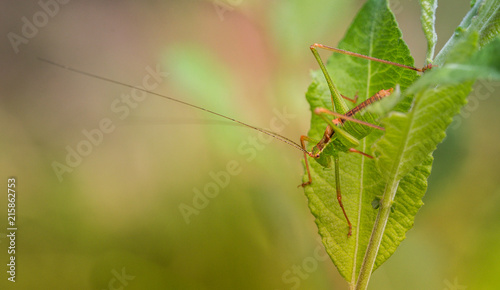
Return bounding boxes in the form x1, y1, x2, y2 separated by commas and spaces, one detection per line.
38, 44, 432, 237
299, 44, 433, 236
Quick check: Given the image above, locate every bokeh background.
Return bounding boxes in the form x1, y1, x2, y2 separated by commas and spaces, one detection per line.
1, 0, 499, 289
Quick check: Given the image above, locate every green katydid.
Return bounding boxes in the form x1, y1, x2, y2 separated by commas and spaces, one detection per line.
38, 44, 433, 237
299, 44, 433, 236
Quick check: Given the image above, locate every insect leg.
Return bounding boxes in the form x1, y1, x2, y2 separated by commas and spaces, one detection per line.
310, 45, 349, 115
311, 43, 434, 72
299, 135, 317, 187
348, 148, 374, 159
313, 110, 361, 148
314, 108, 384, 131
341, 92, 359, 104
334, 156, 352, 237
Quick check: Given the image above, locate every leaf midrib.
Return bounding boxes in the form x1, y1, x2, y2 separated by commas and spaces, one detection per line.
352, 138, 367, 282
386, 106, 416, 196
352, 15, 376, 283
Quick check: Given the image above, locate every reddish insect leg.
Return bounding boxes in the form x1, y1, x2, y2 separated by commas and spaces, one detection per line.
333, 156, 352, 237
299, 135, 314, 187
310, 43, 434, 72
348, 148, 374, 159
341, 91, 359, 103
300, 135, 353, 236
314, 107, 385, 131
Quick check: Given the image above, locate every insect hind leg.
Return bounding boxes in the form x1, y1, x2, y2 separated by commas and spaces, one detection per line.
333, 156, 352, 237
341, 91, 359, 104
314, 107, 384, 131
299, 135, 317, 188
348, 148, 374, 159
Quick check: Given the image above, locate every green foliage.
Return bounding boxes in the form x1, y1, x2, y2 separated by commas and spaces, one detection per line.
303, 0, 418, 283
436, 0, 500, 64
302, 0, 500, 288
408, 35, 500, 92
420, 0, 438, 63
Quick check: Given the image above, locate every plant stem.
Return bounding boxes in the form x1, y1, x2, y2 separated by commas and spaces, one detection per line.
354, 177, 400, 289
434, 0, 483, 65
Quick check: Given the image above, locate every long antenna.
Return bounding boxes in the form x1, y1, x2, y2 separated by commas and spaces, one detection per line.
37, 57, 307, 154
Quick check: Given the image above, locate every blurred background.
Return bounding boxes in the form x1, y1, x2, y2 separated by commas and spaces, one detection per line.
1, 0, 498, 289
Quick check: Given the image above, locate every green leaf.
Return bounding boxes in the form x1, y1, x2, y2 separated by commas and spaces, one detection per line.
374, 32, 480, 182
303, 0, 418, 283
473, 0, 500, 47
420, 0, 438, 64
408, 35, 500, 92
435, 0, 500, 65
360, 13, 500, 290
302, 0, 500, 288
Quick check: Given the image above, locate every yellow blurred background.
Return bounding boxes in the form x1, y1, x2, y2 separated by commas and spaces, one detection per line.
1, 0, 498, 289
